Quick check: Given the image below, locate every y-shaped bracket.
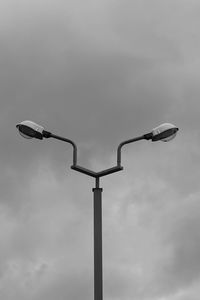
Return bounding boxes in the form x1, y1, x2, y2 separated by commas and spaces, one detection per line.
43, 130, 152, 181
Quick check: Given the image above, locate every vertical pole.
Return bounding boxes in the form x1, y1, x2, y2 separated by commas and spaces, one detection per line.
93, 177, 103, 300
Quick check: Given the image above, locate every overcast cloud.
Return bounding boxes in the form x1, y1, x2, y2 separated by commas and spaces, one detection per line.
1, 0, 200, 299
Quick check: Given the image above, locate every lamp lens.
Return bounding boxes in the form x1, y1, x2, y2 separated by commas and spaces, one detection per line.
161, 132, 177, 142
152, 127, 178, 142
17, 125, 36, 139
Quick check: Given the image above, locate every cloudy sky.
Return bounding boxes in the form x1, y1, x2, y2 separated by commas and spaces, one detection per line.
1, 0, 200, 299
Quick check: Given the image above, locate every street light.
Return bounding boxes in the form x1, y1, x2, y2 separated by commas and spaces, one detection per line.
16, 120, 179, 300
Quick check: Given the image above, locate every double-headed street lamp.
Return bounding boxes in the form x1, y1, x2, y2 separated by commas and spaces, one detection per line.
16, 121, 178, 300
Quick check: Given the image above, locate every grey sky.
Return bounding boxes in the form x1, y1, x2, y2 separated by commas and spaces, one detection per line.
1, 0, 200, 299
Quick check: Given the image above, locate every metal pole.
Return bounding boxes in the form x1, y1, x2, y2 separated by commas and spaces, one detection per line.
93, 177, 103, 300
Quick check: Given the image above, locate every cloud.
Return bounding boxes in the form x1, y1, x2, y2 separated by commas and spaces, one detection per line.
156, 194, 200, 293
0, 0, 200, 299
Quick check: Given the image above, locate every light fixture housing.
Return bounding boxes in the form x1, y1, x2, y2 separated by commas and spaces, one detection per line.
16, 120, 44, 140
151, 123, 178, 142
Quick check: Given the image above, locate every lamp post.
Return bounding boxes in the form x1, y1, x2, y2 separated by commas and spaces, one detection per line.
16, 121, 178, 300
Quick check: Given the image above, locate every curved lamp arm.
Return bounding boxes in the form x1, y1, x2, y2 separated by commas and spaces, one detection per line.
117, 133, 152, 167
44, 132, 78, 166
15, 121, 78, 166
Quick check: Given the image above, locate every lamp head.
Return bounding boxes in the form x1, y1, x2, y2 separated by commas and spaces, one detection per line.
151, 123, 179, 142
16, 120, 44, 140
